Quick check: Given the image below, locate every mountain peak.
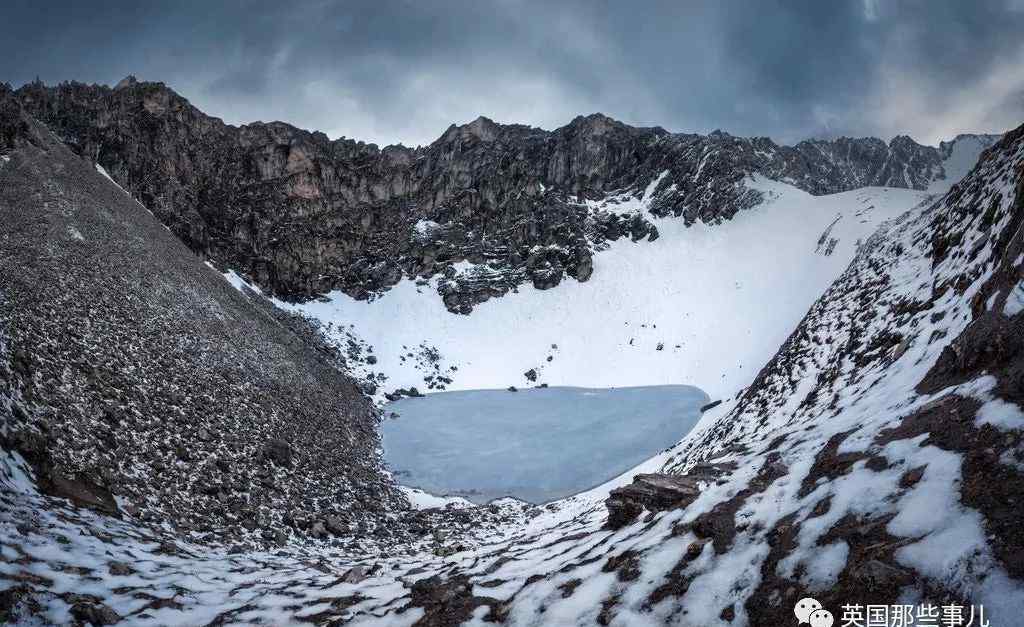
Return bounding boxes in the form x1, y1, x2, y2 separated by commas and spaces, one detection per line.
571, 112, 619, 125
439, 115, 502, 143
563, 112, 628, 137
114, 75, 138, 90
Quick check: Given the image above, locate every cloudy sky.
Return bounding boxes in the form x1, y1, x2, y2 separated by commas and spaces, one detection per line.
3, 0, 1024, 147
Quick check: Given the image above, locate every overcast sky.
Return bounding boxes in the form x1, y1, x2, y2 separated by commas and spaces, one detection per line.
3, 0, 1024, 147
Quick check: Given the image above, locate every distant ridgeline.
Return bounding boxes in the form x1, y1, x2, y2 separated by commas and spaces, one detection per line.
10, 78, 998, 313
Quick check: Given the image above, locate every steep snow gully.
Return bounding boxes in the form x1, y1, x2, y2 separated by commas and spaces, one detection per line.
3, 84, 1024, 625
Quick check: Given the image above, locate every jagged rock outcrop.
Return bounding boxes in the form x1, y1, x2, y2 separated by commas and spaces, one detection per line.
10, 78, 995, 313
605, 473, 703, 528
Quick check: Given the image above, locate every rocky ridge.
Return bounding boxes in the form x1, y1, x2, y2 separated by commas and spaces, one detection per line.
7, 78, 998, 313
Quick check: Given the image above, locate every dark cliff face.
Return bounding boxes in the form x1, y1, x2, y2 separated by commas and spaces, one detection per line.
11, 78, 975, 312
770, 135, 937, 193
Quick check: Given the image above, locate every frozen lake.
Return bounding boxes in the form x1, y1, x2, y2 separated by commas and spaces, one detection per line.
381, 385, 708, 504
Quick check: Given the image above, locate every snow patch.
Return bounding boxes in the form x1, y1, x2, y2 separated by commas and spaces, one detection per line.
413, 219, 442, 237
399, 486, 473, 510
95, 163, 129, 195
930, 134, 1001, 193
578, 169, 670, 216
279, 179, 928, 401
1005, 280, 1024, 316
977, 397, 1024, 431
223, 270, 264, 295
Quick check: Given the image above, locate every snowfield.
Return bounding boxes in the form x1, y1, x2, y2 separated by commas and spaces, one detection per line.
272, 177, 930, 402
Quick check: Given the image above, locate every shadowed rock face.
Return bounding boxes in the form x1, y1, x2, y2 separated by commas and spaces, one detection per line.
8, 78, 983, 313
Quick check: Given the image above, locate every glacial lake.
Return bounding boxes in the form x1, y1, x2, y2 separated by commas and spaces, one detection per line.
381, 385, 709, 504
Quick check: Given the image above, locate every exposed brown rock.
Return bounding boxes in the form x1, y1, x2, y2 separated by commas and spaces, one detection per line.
798, 429, 870, 498
916, 312, 1024, 397
605, 473, 702, 529
405, 574, 501, 626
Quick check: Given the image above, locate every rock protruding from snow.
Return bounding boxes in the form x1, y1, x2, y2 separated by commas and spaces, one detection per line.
605, 473, 703, 528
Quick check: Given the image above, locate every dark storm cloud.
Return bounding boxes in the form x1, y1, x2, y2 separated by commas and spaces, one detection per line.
2, 0, 1023, 146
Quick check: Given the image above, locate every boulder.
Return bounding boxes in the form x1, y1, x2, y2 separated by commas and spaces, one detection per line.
274, 529, 288, 547
324, 515, 348, 536
262, 438, 293, 468
46, 472, 120, 517
343, 564, 370, 583
69, 599, 121, 625
605, 473, 702, 529
700, 399, 723, 412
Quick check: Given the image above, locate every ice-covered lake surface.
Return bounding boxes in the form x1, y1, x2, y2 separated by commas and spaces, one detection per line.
381, 384, 709, 504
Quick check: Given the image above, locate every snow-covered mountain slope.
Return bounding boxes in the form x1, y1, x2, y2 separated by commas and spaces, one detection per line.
2, 79, 1020, 626
3, 117, 1021, 627
217, 117, 1022, 627
932, 134, 1004, 193
248, 134, 998, 404
641, 123, 1024, 625
271, 179, 929, 401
